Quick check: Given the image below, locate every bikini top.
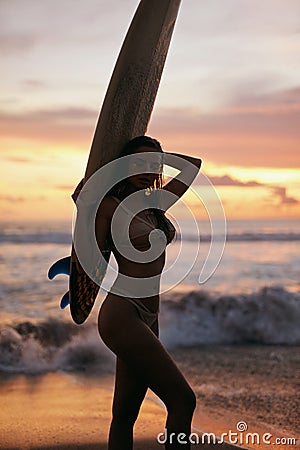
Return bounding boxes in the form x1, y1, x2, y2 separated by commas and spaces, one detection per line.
108, 196, 168, 262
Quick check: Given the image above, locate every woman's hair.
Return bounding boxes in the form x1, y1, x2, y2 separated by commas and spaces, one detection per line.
107, 135, 176, 244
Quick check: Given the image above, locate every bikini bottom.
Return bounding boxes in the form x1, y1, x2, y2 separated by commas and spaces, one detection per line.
123, 297, 158, 328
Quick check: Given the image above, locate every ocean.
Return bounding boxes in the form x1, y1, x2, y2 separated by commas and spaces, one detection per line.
0, 218, 299, 438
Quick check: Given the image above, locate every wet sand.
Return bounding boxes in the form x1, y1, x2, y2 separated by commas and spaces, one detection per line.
1, 344, 299, 450
0, 372, 160, 449
0, 372, 247, 450
172, 345, 300, 450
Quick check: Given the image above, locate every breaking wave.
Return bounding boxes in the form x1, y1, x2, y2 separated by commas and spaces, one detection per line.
0, 287, 299, 375
160, 286, 300, 348
0, 318, 114, 375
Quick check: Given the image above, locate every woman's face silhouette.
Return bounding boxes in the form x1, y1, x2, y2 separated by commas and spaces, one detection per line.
128, 146, 163, 190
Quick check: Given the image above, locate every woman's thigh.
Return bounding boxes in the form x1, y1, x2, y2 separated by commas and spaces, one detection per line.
111, 313, 159, 419
111, 356, 148, 420
98, 295, 193, 408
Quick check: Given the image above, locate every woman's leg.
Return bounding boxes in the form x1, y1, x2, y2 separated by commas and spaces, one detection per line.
108, 356, 148, 449
99, 295, 196, 449
107, 315, 159, 450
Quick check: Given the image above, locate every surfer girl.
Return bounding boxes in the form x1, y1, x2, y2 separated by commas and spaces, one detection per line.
96, 135, 202, 449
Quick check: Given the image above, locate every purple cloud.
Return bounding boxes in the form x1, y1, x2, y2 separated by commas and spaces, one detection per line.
272, 187, 299, 205
207, 175, 262, 187
195, 173, 299, 207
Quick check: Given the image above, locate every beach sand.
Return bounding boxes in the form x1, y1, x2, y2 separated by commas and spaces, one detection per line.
0, 372, 248, 450
1, 345, 299, 450
0, 372, 160, 450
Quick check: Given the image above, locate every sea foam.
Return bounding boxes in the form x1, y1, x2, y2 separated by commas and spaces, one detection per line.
0, 287, 299, 375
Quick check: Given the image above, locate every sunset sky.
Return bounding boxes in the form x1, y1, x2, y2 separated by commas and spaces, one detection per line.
1, 0, 300, 222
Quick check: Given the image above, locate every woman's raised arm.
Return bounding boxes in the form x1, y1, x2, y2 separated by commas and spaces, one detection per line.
162, 152, 202, 203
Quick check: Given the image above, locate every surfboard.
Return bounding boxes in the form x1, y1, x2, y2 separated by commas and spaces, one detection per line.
48, 0, 182, 324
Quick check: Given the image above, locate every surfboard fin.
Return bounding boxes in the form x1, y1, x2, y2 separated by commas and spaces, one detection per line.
48, 256, 71, 310
60, 291, 70, 309
48, 256, 71, 280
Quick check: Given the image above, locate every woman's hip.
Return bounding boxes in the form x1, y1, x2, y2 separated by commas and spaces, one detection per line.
98, 293, 159, 350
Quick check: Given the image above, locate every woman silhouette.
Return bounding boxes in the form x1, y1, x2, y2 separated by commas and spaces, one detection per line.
96, 135, 202, 449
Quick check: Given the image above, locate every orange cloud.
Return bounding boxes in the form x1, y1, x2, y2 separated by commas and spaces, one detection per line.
149, 86, 300, 169
0, 108, 96, 147
1, 86, 299, 170
0, 195, 25, 203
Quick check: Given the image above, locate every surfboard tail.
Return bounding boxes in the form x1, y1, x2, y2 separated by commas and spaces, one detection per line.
69, 258, 100, 325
